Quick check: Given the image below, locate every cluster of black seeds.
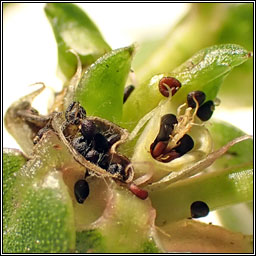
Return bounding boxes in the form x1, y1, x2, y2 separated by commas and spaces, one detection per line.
150, 114, 194, 163
187, 91, 215, 121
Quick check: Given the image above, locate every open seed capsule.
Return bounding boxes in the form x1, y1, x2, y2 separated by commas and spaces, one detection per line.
159, 77, 181, 97
196, 100, 215, 121
190, 201, 209, 218
187, 91, 206, 108
74, 179, 90, 204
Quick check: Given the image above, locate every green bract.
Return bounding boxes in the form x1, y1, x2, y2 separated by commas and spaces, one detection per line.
4, 3, 253, 253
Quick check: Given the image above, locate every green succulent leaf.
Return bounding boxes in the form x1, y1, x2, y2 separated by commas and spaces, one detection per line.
44, 3, 111, 80
134, 3, 253, 107
3, 149, 27, 230
122, 44, 251, 131
75, 46, 134, 123
3, 131, 78, 253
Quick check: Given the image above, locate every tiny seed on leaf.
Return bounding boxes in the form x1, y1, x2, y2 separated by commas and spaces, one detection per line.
159, 77, 181, 97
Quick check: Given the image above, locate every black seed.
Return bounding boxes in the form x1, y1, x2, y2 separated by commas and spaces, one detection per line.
156, 114, 178, 142
190, 201, 209, 218
187, 91, 206, 108
123, 85, 135, 103
174, 134, 194, 155
196, 100, 215, 121
80, 119, 96, 140
108, 163, 124, 176
85, 149, 99, 163
65, 102, 76, 121
74, 179, 89, 204
93, 133, 110, 153
97, 154, 109, 170
107, 134, 121, 145
72, 136, 87, 154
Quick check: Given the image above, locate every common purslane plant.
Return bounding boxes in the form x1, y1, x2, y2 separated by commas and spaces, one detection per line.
3, 3, 253, 253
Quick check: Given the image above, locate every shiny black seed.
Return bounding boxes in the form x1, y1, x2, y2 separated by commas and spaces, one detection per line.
196, 100, 215, 121
190, 201, 209, 218
81, 119, 96, 140
93, 133, 110, 153
74, 179, 89, 204
85, 149, 99, 163
72, 136, 87, 154
174, 134, 194, 155
108, 163, 124, 176
97, 154, 109, 170
107, 134, 121, 145
187, 91, 206, 108
156, 114, 178, 142
123, 85, 135, 103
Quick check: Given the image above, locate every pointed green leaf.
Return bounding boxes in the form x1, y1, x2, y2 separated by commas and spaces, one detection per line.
122, 44, 251, 131
44, 3, 111, 80
75, 46, 134, 123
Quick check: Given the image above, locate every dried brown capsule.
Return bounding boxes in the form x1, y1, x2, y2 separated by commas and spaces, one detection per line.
187, 91, 206, 108
159, 77, 181, 97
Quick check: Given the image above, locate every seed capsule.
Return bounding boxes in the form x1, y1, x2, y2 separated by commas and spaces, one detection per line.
196, 100, 215, 121
123, 85, 135, 103
174, 134, 194, 156
80, 119, 96, 140
187, 91, 206, 108
190, 201, 209, 218
159, 77, 181, 97
107, 134, 121, 145
74, 179, 90, 204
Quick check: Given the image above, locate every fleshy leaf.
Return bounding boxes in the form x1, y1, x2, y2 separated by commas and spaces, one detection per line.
3, 149, 27, 231
75, 46, 134, 123
206, 119, 253, 169
157, 219, 253, 253
44, 3, 111, 80
122, 44, 251, 131
76, 180, 158, 253
3, 131, 78, 253
149, 162, 253, 225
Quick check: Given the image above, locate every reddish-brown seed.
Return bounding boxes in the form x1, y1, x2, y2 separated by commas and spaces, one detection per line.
160, 150, 180, 163
151, 141, 167, 158
159, 77, 181, 97
129, 183, 148, 200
